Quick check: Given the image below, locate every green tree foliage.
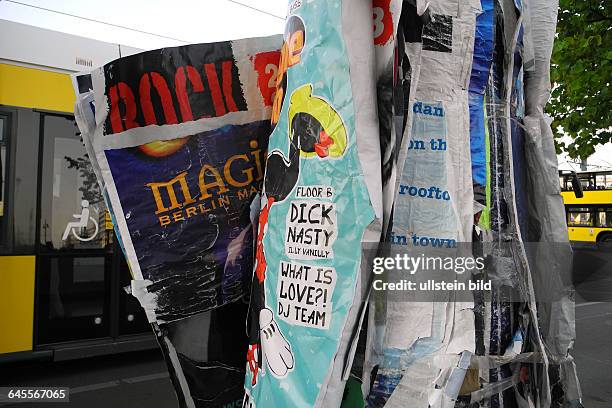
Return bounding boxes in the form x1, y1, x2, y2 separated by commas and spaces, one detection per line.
64, 154, 103, 206
549, 0, 611, 159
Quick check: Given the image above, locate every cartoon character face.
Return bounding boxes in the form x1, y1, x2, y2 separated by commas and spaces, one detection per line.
288, 84, 347, 159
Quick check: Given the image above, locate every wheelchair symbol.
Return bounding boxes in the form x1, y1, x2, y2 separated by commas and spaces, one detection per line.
62, 200, 99, 242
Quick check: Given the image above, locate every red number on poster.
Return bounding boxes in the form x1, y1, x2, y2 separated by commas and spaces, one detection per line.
253, 51, 281, 107
373, 0, 393, 45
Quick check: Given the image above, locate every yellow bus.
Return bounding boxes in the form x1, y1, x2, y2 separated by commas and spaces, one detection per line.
559, 170, 612, 243
0, 20, 155, 363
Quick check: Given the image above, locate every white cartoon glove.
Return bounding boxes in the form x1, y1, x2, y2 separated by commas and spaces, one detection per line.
260, 308, 294, 378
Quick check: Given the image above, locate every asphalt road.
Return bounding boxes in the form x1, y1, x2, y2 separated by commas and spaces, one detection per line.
0, 244, 609, 407
0, 349, 178, 408
573, 243, 612, 303
572, 243, 612, 407
574, 301, 612, 407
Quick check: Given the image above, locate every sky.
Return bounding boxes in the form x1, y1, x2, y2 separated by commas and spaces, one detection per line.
0, 0, 609, 169
0, 0, 287, 50
557, 138, 612, 172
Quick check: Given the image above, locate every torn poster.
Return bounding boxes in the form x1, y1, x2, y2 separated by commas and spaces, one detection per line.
74, 36, 282, 408
244, 0, 382, 407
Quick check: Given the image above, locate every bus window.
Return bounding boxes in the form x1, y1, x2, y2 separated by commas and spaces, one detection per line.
563, 176, 572, 191
579, 175, 595, 191
597, 208, 612, 228
571, 174, 584, 197
559, 175, 567, 191
583, 172, 612, 190
567, 207, 594, 227
596, 174, 605, 190
597, 173, 612, 190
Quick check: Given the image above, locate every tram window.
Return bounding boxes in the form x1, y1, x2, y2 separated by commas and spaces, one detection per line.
48, 257, 106, 319
39, 115, 112, 251
37, 255, 110, 344
0, 116, 7, 244
597, 208, 612, 228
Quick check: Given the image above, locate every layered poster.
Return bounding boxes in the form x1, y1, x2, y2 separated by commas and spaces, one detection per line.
244, 0, 377, 406
86, 37, 281, 323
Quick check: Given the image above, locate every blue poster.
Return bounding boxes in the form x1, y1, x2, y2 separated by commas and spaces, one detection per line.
244, 1, 376, 406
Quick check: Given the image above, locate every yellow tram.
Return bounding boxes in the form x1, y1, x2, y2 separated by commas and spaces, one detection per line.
0, 20, 154, 362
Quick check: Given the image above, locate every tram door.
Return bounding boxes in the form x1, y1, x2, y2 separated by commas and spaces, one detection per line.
36, 113, 148, 346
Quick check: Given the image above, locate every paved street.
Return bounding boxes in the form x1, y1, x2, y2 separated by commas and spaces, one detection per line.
0, 349, 178, 408
574, 301, 612, 407
574, 244, 612, 303
0, 245, 610, 407
572, 244, 612, 407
